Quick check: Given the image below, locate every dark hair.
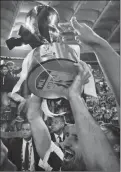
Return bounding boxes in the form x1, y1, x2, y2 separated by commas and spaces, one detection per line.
0, 64, 8, 70
21, 120, 30, 126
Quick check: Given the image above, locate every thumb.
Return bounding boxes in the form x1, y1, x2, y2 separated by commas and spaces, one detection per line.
70, 17, 82, 35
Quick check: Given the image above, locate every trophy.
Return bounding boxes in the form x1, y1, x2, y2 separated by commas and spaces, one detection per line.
6, 4, 80, 99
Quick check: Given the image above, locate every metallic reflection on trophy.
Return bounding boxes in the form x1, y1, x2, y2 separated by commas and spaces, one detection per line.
6, 4, 79, 99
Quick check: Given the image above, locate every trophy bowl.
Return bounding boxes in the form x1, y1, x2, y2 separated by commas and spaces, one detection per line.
27, 58, 78, 99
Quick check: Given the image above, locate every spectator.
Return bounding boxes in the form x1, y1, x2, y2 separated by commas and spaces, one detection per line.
49, 115, 66, 146
8, 120, 43, 171
6, 61, 15, 77
0, 64, 16, 93
0, 64, 19, 130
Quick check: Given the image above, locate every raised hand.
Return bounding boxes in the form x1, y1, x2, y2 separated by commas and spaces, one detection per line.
68, 60, 91, 98
70, 17, 102, 46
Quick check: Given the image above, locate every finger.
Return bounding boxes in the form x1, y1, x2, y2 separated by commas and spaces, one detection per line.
81, 71, 91, 84
74, 62, 91, 83
70, 17, 83, 35
74, 62, 84, 74
80, 60, 89, 71
71, 74, 82, 89
81, 62, 91, 79
77, 61, 87, 74
84, 71, 91, 79
77, 60, 85, 71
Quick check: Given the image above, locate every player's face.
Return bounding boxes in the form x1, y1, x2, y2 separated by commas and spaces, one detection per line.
61, 125, 86, 171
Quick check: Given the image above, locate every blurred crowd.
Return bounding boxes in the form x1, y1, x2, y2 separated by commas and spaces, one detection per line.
0, 60, 23, 132
87, 66, 119, 126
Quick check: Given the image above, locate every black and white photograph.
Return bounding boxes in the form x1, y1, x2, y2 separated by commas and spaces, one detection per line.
0, 0, 120, 171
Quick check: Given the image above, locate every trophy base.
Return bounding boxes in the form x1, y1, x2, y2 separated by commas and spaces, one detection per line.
27, 59, 78, 99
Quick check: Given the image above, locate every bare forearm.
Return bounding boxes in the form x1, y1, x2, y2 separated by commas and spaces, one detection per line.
8, 93, 25, 102
29, 116, 51, 160
69, 94, 119, 171
92, 38, 120, 105
27, 95, 51, 159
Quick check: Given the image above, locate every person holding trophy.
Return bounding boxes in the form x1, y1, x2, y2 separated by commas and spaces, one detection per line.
6, 3, 119, 171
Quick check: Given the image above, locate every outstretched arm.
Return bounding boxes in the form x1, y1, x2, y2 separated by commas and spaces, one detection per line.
26, 95, 51, 160
70, 17, 120, 106
9, 92, 51, 159
92, 38, 120, 105
68, 61, 119, 171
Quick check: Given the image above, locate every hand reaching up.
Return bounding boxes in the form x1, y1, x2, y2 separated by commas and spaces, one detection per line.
68, 60, 91, 98
70, 17, 102, 46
